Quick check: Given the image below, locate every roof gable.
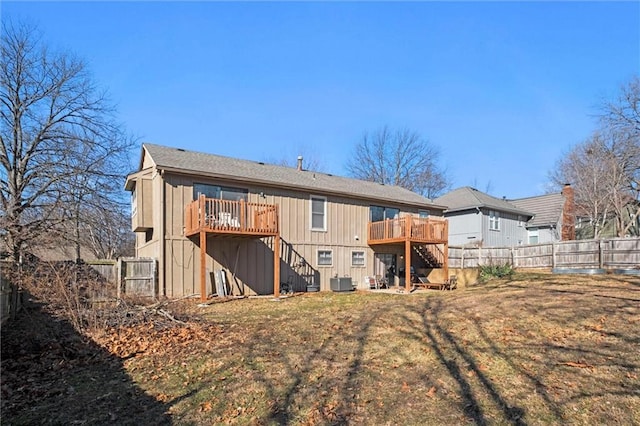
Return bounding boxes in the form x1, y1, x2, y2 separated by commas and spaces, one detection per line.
137, 143, 446, 209
435, 187, 533, 217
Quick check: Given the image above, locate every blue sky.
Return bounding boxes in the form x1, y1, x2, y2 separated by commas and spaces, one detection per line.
3, 1, 639, 199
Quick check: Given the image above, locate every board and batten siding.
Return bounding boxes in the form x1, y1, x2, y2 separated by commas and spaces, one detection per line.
159, 172, 423, 296
481, 209, 528, 247
446, 210, 483, 246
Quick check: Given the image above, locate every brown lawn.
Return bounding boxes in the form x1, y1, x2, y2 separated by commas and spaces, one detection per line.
2, 272, 639, 425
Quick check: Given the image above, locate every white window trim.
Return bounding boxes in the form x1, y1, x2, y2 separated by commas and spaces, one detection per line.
489, 210, 500, 231
310, 195, 327, 231
351, 250, 366, 267
317, 249, 333, 267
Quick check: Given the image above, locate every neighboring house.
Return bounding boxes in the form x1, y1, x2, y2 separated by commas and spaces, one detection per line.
510, 185, 573, 244
435, 185, 576, 247
125, 143, 449, 300
434, 187, 533, 247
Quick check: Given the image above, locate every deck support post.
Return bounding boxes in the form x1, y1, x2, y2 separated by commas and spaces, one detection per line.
405, 239, 411, 293
200, 231, 207, 302
443, 220, 449, 283
273, 234, 281, 299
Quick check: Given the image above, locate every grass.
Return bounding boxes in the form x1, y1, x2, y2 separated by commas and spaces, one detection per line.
3, 272, 640, 425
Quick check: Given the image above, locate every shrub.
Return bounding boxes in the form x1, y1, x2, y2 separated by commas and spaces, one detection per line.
478, 263, 514, 282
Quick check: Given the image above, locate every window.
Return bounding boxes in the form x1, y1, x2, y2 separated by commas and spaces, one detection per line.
419, 210, 430, 218
489, 210, 500, 231
517, 215, 524, 227
370, 206, 400, 222
193, 183, 247, 201
528, 228, 539, 244
351, 251, 365, 267
311, 196, 327, 231
317, 250, 333, 266
131, 187, 137, 217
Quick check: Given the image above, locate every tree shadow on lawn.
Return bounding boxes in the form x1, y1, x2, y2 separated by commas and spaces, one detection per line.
234, 295, 530, 425
251, 302, 397, 424
1, 298, 173, 425
177, 279, 639, 425
397, 300, 528, 426
404, 278, 639, 425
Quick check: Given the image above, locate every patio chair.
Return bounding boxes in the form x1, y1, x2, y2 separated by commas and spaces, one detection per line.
375, 275, 388, 289
443, 275, 458, 291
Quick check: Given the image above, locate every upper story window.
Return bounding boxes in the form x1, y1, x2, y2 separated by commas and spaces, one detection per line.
517, 215, 524, 227
193, 183, 247, 201
489, 210, 500, 231
419, 210, 430, 218
370, 206, 400, 222
131, 187, 137, 217
310, 195, 327, 231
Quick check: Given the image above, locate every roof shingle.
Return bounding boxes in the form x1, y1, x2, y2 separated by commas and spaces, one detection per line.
434, 187, 533, 216
141, 143, 445, 209
510, 193, 565, 227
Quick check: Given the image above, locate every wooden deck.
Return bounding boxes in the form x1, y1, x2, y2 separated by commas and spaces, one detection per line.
368, 216, 448, 245
185, 195, 279, 238
368, 216, 449, 293
185, 196, 281, 302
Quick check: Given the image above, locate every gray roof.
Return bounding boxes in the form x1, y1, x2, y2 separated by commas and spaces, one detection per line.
138, 143, 445, 209
434, 187, 533, 217
510, 193, 565, 227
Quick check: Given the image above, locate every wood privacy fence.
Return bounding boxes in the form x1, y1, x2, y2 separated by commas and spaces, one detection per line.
0, 258, 157, 325
449, 237, 640, 270
88, 258, 157, 298
117, 257, 157, 298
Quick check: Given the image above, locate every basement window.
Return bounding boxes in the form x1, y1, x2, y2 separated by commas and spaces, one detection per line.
317, 250, 333, 266
351, 251, 365, 267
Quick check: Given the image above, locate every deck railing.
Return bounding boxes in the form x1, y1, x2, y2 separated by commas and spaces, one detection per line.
185, 195, 279, 236
368, 216, 448, 244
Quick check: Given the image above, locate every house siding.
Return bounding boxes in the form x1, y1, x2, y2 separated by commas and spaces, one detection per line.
155, 171, 438, 296
537, 226, 559, 244
482, 209, 528, 247
446, 210, 483, 246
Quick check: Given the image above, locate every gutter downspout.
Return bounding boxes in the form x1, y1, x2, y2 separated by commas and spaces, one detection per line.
159, 169, 166, 297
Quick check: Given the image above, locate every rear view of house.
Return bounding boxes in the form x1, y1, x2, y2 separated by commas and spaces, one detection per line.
125, 144, 449, 300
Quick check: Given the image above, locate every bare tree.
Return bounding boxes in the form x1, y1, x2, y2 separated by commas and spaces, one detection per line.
0, 21, 133, 263
346, 126, 450, 199
550, 76, 640, 238
550, 134, 614, 238
601, 76, 640, 134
